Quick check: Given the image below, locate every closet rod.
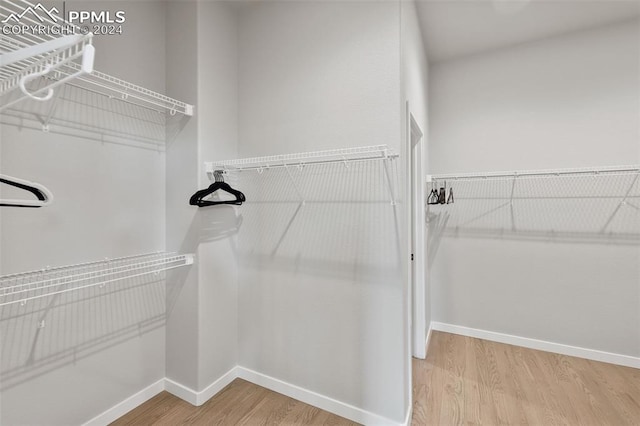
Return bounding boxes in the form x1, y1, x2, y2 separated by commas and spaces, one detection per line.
429, 165, 640, 182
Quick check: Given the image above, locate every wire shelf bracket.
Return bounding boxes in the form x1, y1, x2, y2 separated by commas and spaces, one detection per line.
0, 0, 194, 117
0, 252, 195, 307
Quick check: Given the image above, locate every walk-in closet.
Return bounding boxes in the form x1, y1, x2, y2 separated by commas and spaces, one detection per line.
0, 0, 638, 425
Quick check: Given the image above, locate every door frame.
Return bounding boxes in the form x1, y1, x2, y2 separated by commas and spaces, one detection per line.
407, 102, 427, 360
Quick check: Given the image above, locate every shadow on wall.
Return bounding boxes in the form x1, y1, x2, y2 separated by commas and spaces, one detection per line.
166, 205, 243, 315
427, 172, 640, 263
234, 159, 405, 410
0, 273, 165, 391
235, 159, 402, 281
0, 79, 191, 152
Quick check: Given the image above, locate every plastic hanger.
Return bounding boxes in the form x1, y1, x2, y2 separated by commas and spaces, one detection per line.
189, 171, 245, 207
427, 181, 439, 205
437, 181, 447, 204
0, 174, 54, 208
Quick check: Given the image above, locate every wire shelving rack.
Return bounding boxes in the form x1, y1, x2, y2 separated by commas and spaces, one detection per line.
205, 145, 400, 205
0, 0, 193, 117
426, 165, 640, 243
206, 145, 398, 173
0, 252, 194, 307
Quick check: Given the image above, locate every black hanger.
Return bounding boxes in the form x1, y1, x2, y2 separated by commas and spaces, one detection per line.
0, 174, 53, 208
427, 181, 439, 205
189, 171, 245, 207
437, 181, 447, 204
447, 187, 454, 204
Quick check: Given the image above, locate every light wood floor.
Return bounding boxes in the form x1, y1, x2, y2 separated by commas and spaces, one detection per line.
113, 331, 640, 425
412, 331, 640, 425
111, 379, 358, 425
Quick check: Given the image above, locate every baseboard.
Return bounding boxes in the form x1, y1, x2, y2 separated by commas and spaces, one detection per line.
425, 322, 433, 356
195, 367, 238, 405
164, 377, 199, 405
165, 366, 238, 406
431, 322, 640, 369
236, 366, 403, 425
82, 379, 165, 426
85, 366, 406, 425
401, 403, 412, 426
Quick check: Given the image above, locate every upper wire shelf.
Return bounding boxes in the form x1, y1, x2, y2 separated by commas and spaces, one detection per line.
205, 145, 400, 205
206, 145, 399, 174
0, 252, 194, 307
426, 165, 640, 244
428, 165, 640, 182
0, 0, 193, 117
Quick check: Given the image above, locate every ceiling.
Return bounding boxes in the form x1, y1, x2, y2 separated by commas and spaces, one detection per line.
416, 0, 640, 63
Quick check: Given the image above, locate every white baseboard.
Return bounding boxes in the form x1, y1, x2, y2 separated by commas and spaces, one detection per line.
165, 366, 238, 406
85, 366, 406, 425
195, 367, 238, 405
164, 377, 199, 405
236, 366, 403, 426
401, 403, 412, 426
425, 322, 433, 356
82, 379, 165, 426
431, 322, 640, 369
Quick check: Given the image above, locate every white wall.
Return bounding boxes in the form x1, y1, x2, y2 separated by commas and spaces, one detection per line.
236, 1, 406, 422
195, 1, 239, 390
165, 0, 200, 391
0, 2, 168, 424
165, 1, 239, 393
429, 20, 640, 358
401, 0, 430, 361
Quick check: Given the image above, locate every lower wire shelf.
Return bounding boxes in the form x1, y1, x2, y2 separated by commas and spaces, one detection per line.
0, 252, 194, 307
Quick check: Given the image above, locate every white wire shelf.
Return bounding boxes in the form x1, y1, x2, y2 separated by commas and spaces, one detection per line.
205, 145, 399, 205
0, 252, 194, 307
428, 165, 640, 182
206, 145, 399, 174
426, 165, 640, 244
0, 0, 193, 116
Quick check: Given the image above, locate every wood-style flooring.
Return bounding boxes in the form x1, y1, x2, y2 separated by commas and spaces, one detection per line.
113, 331, 640, 425
111, 379, 358, 426
412, 331, 640, 425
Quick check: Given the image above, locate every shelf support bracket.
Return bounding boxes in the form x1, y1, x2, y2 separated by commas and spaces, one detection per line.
40, 84, 65, 132
509, 174, 517, 231
284, 164, 306, 204
600, 173, 639, 233
382, 156, 397, 206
